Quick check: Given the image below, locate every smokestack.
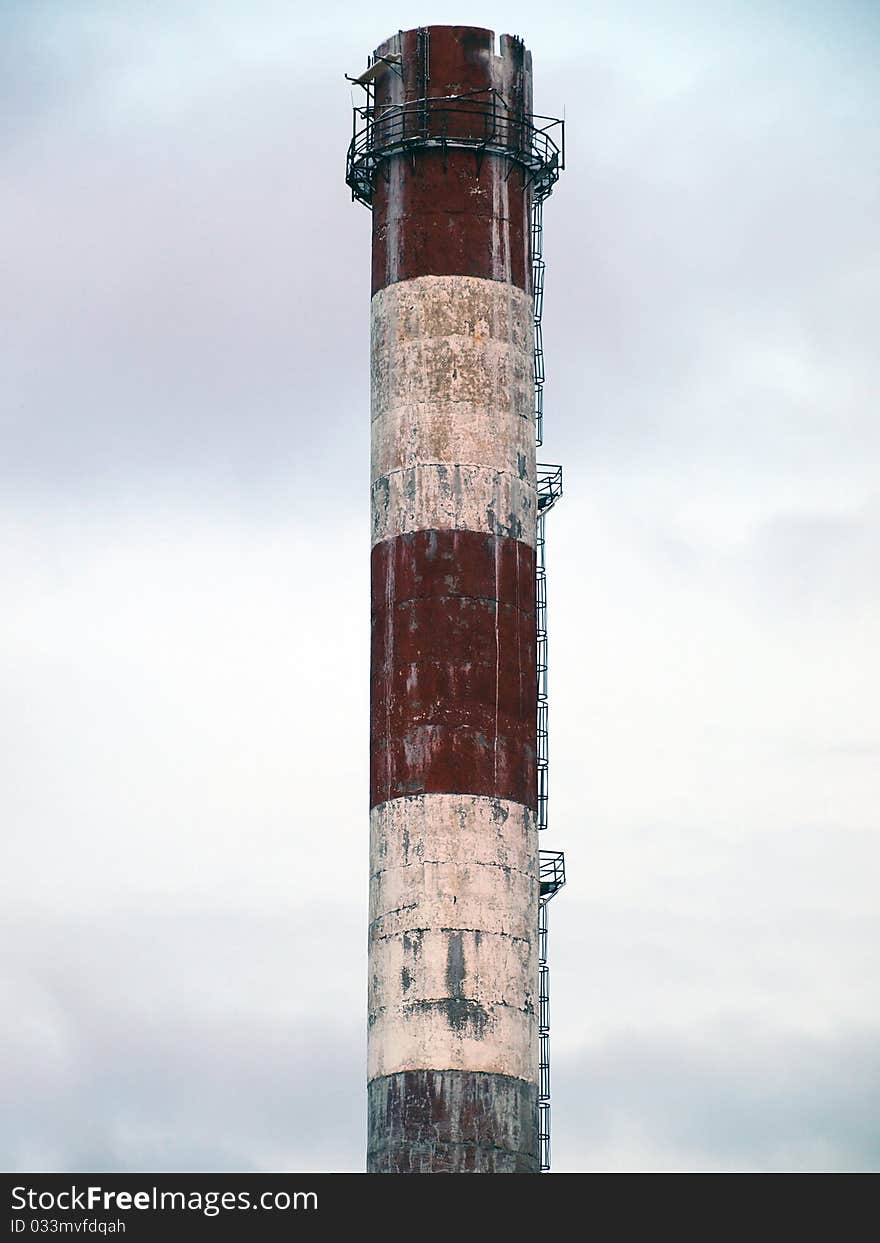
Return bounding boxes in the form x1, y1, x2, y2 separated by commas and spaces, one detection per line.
346, 25, 565, 1174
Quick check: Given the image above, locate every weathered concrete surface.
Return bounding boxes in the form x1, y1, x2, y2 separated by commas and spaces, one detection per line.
371, 529, 536, 809
371, 464, 537, 547
370, 275, 536, 545
369, 994, 536, 1082
370, 276, 534, 456
370, 793, 538, 873
369, 794, 538, 1083
368, 1070, 538, 1172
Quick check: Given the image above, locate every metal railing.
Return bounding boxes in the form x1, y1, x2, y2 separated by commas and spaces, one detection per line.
537, 464, 563, 512
539, 849, 566, 897
346, 88, 564, 208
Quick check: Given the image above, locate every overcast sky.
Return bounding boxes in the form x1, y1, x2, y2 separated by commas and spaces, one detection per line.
2, 0, 878, 1172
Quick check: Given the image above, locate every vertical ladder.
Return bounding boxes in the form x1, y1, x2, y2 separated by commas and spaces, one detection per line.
538, 895, 551, 1167
538, 850, 566, 1171
533, 193, 566, 1173
532, 200, 546, 448
536, 465, 562, 835
536, 505, 549, 832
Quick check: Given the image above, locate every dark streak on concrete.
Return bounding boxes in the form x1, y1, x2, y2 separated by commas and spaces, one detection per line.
407, 996, 489, 1038
445, 930, 465, 997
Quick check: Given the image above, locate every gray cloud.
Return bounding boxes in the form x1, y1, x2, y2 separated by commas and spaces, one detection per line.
553, 1026, 880, 1172
0, 907, 365, 1172
2, 0, 878, 1173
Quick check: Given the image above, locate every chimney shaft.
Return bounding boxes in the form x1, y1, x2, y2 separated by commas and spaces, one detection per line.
348, 25, 560, 1173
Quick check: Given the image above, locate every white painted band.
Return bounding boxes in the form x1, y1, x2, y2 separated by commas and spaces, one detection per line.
368, 997, 537, 1083
370, 793, 538, 876
369, 794, 538, 1082
370, 463, 536, 546
370, 275, 536, 545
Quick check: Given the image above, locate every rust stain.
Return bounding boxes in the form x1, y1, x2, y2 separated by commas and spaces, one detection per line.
372, 155, 529, 295
370, 529, 537, 810
371, 528, 535, 609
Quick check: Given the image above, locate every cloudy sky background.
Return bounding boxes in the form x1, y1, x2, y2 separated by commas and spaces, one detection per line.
2, 0, 878, 1171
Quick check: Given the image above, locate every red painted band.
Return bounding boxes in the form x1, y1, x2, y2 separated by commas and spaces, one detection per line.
370, 527, 534, 611
371, 153, 529, 296
369, 26, 532, 296
371, 529, 536, 810
375, 27, 503, 101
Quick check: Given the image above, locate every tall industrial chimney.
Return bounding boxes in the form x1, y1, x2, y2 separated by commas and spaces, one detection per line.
346, 25, 565, 1174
